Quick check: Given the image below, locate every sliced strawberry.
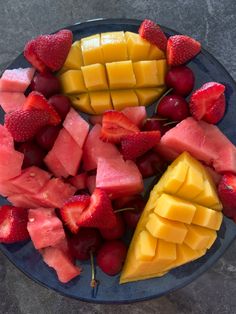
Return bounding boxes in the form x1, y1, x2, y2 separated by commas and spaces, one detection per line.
5, 109, 50, 142
167, 35, 201, 66
60, 195, 90, 233
0, 205, 29, 243
190, 82, 225, 123
23, 91, 61, 125
100, 110, 140, 143
76, 188, 117, 229
24, 29, 72, 72
139, 19, 167, 51
218, 174, 236, 221
121, 131, 161, 160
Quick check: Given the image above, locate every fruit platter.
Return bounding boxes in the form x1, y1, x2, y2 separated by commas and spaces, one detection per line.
0, 18, 236, 303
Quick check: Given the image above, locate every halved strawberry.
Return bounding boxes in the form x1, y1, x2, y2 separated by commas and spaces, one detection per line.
121, 131, 161, 160
0, 205, 29, 243
60, 195, 90, 233
100, 110, 140, 143
139, 19, 167, 51
23, 91, 61, 125
190, 82, 226, 124
24, 29, 73, 72
218, 174, 236, 222
167, 35, 201, 66
76, 188, 117, 229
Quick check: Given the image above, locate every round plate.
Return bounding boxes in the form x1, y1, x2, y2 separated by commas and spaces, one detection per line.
0, 18, 236, 304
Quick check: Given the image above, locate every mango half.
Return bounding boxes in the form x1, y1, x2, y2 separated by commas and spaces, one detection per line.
120, 152, 223, 284
59, 31, 167, 114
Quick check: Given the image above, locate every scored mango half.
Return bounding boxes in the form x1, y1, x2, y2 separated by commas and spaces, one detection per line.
59, 31, 167, 114
120, 152, 223, 284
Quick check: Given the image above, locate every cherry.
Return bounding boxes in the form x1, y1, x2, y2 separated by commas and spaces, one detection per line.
96, 240, 127, 276
114, 195, 146, 229
48, 95, 71, 120
165, 66, 195, 96
17, 142, 45, 168
142, 115, 173, 135
35, 125, 61, 151
100, 214, 125, 240
30, 72, 61, 98
136, 149, 166, 178
68, 227, 103, 261
156, 94, 189, 121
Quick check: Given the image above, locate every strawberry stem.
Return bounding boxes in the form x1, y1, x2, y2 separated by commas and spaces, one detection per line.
114, 207, 136, 213
154, 88, 173, 114
90, 251, 98, 289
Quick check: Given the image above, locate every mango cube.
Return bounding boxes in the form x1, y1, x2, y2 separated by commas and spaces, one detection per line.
148, 44, 166, 60
110, 90, 139, 111
155, 194, 196, 224
184, 225, 217, 250
59, 70, 87, 95
135, 230, 157, 261
194, 179, 221, 209
101, 31, 128, 62
62, 41, 84, 70
89, 91, 112, 114
81, 34, 104, 65
163, 161, 189, 194
69, 94, 94, 114
135, 87, 166, 106
125, 32, 150, 61
106, 61, 136, 89
156, 60, 168, 85
192, 205, 223, 230
81, 64, 108, 90
172, 244, 206, 269
133, 61, 159, 87
146, 213, 188, 244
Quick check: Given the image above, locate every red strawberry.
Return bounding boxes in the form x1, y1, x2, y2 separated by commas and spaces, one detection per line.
0, 205, 29, 243
23, 91, 61, 125
190, 82, 226, 124
139, 19, 167, 51
76, 188, 117, 229
24, 29, 72, 72
167, 35, 201, 66
100, 111, 140, 143
121, 131, 161, 160
5, 109, 50, 142
60, 195, 90, 234
218, 174, 236, 222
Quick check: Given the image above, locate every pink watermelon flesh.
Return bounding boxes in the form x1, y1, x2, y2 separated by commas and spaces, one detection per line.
122, 106, 147, 128
0, 180, 23, 197
0, 92, 26, 113
33, 178, 76, 208
44, 149, 69, 178
96, 156, 144, 199
8, 193, 43, 208
27, 208, 65, 249
63, 108, 89, 148
86, 175, 96, 194
83, 124, 120, 171
0, 125, 14, 149
213, 146, 236, 174
68, 172, 87, 190
154, 143, 179, 161
41, 246, 80, 283
8, 166, 52, 194
0, 147, 24, 181
48, 128, 82, 176
0, 68, 35, 92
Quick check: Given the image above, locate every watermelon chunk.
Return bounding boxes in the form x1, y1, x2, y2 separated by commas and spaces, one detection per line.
0, 68, 35, 92
44, 149, 69, 178
41, 245, 81, 283
63, 108, 89, 148
0, 92, 26, 113
213, 146, 236, 174
86, 175, 96, 194
68, 172, 87, 190
96, 156, 144, 199
0, 181, 23, 197
27, 208, 65, 249
122, 106, 147, 128
0, 125, 14, 149
46, 128, 82, 177
8, 166, 51, 195
0, 147, 24, 181
83, 124, 120, 171
154, 143, 179, 161
33, 178, 76, 208
8, 193, 43, 208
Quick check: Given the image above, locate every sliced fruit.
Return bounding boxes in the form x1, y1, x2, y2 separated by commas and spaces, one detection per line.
0, 68, 35, 92
0, 146, 24, 181
0, 92, 26, 113
68, 173, 88, 191
30, 72, 61, 98
18, 142, 46, 168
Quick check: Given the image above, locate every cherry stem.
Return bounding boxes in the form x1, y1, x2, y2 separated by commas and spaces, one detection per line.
145, 117, 168, 121
90, 251, 98, 289
154, 88, 173, 114
114, 207, 136, 213
163, 120, 178, 126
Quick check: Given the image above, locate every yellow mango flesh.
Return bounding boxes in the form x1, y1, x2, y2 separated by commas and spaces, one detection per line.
110, 90, 139, 110
120, 152, 223, 284
60, 31, 167, 113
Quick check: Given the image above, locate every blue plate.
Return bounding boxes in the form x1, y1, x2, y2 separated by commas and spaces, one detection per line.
0, 18, 236, 304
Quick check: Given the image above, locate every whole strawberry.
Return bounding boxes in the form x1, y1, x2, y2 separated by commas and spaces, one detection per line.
0, 205, 29, 243
5, 109, 50, 142
24, 29, 72, 72
218, 174, 236, 222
